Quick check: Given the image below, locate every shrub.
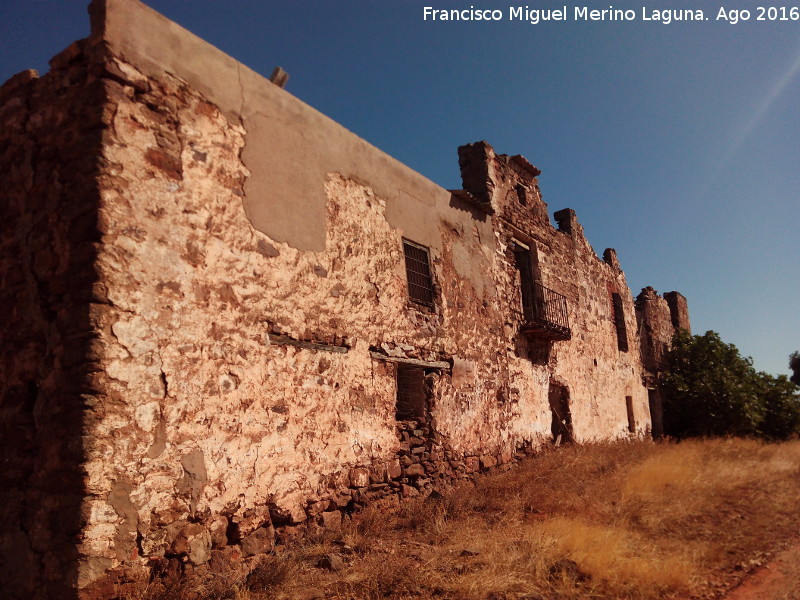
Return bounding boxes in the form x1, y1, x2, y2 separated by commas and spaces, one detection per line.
759, 372, 800, 440
662, 330, 800, 440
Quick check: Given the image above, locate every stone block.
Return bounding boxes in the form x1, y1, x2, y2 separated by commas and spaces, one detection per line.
240, 525, 275, 556
208, 514, 228, 548
404, 464, 425, 477
306, 500, 330, 518
320, 511, 342, 529
387, 459, 402, 479
401, 484, 419, 498
331, 493, 351, 509
480, 455, 497, 469
170, 523, 211, 566
369, 463, 387, 484
316, 553, 346, 572
348, 467, 370, 488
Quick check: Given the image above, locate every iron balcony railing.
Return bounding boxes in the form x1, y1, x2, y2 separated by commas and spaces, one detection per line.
520, 283, 571, 341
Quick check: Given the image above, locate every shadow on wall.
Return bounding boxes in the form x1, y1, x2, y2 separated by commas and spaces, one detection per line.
0, 47, 106, 599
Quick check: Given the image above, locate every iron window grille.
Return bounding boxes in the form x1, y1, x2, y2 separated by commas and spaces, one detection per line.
402, 239, 435, 306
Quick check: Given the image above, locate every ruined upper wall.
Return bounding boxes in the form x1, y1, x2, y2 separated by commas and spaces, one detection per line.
665, 291, 691, 332
635, 287, 673, 373
458, 141, 549, 226
88, 0, 458, 253
635, 287, 690, 377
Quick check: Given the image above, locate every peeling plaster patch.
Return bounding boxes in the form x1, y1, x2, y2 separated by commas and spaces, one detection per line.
147, 420, 167, 459
452, 358, 476, 388
112, 316, 157, 357
256, 239, 279, 257
178, 450, 208, 514
135, 401, 161, 432
451, 237, 488, 299
108, 481, 139, 561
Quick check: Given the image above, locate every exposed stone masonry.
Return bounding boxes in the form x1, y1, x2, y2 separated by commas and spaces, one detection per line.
0, 1, 690, 598
0, 39, 110, 599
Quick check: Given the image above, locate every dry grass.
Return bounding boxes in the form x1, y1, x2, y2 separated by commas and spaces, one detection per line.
142, 438, 800, 600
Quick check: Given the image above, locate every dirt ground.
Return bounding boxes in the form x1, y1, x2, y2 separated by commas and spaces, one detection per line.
722, 537, 800, 600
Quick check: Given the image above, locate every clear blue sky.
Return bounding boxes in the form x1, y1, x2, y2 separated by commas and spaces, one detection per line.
2, 1, 798, 377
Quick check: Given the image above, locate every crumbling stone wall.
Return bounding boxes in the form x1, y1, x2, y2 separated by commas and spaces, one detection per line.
635, 287, 692, 437
636, 287, 675, 372
0, 1, 689, 597
0, 42, 109, 598
459, 142, 651, 442
82, 55, 525, 591
665, 291, 691, 332
635, 287, 692, 373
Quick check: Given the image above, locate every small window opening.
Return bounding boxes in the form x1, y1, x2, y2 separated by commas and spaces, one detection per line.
402, 239, 435, 306
625, 396, 636, 433
611, 292, 629, 352
515, 184, 528, 206
396, 364, 426, 420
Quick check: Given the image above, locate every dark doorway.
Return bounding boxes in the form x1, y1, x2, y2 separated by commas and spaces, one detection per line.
513, 242, 542, 323
548, 380, 573, 444
395, 365, 427, 420
625, 396, 636, 433
648, 389, 664, 439
514, 245, 535, 322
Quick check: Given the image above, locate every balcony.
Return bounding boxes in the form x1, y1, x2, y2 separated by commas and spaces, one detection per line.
520, 283, 571, 341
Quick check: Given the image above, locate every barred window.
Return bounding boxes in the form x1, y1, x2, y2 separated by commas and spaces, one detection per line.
612, 292, 629, 352
402, 239, 435, 306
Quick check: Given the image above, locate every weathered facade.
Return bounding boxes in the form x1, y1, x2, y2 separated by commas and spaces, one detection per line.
0, 1, 689, 598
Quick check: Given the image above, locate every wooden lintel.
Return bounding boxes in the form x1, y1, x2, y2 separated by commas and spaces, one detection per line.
369, 352, 450, 370
268, 333, 349, 354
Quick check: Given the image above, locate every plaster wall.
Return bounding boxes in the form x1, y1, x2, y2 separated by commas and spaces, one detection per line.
0, 1, 688, 597
458, 144, 652, 443
79, 51, 516, 592
89, 0, 460, 254
80, 47, 654, 592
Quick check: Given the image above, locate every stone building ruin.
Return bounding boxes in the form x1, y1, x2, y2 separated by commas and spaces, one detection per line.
0, 1, 690, 597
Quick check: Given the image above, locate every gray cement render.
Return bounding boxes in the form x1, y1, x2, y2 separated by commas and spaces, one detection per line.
90, 0, 475, 256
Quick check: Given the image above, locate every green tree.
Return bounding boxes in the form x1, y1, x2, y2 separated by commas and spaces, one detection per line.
790, 351, 800, 385
662, 330, 800, 440
759, 372, 800, 440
